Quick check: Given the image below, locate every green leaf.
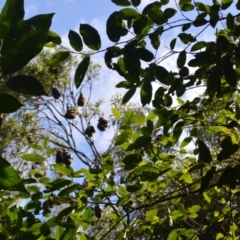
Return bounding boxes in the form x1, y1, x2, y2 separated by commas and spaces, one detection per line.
46, 179, 72, 192
155, 66, 171, 85
74, 56, 90, 89
1, 13, 54, 75
111, 108, 121, 119
141, 82, 152, 106
0, 93, 23, 113
149, 32, 160, 50
164, 8, 177, 19
122, 88, 136, 104
122, 154, 142, 170
177, 97, 185, 105
198, 140, 212, 163
21, 154, 45, 162
180, 137, 192, 148
177, 50, 186, 68
124, 110, 135, 124
43, 136, 50, 148
0, 157, 29, 194
115, 130, 132, 145
111, 0, 131, 6
119, 8, 139, 20
178, 33, 195, 44
82, 207, 94, 227
221, 0, 233, 10
80, 24, 101, 50
58, 184, 81, 196
46, 31, 61, 45
46, 51, 70, 66
181, 3, 194, 11
29, 144, 43, 151
6, 205, 22, 234
186, 205, 200, 213
167, 230, 178, 240
127, 136, 152, 150
7, 75, 47, 96
0, 0, 24, 39
68, 30, 83, 51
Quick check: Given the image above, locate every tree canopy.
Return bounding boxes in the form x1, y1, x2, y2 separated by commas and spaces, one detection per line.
1, 0, 240, 239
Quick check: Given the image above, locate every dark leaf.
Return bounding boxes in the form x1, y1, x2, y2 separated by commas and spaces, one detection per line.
0, 0, 24, 39
111, 0, 131, 6
79, 24, 101, 50
221, 55, 236, 88
149, 32, 160, 50
0, 156, 29, 194
122, 154, 142, 170
199, 167, 216, 194
127, 136, 152, 150
46, 31, 61, 45
137, 48, 154, 62
130, 0, 141, 6
170, 38, 177, 50
58, 184, 81, 196
46, 179, 72, 192
178, 33, 195, 44
182, 23, 191, 31
177, 51, 186, 68
119, 8, 139, 20
7, 75, 47, 96
190, 41, 207, 52
155, 66, 171, 85
68, 30, 83, 51
0, 93, 23, 113
198, 140, 212, 163
163, 8, 177, 19
133, 15, 148, 35
126, 184, 142, 192
141, 82, 152, 106
106, 12, 123, 42
123, 45, 140, 77
74, 56, 90, 89
1, 13, 54, 75
122, 88, 136, 104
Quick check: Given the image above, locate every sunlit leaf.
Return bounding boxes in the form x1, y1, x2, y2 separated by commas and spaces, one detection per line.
21, 154, 45, 162
0, 157, 29, 194
0, 0, 24, 39
46, 51, 70, 66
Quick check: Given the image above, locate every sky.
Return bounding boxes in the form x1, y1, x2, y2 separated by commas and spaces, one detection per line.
0, 0, 237, 170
